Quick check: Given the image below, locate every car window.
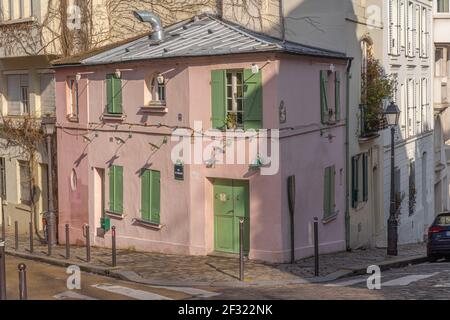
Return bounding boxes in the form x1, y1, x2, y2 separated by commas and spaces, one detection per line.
435, 215, 450, 226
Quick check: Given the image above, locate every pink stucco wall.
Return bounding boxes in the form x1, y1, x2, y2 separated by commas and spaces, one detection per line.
55, 53, 347, 263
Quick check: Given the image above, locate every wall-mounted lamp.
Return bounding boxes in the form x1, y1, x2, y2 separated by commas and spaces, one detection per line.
76, 73, 82, 82
156, 73, 165, 85
83, 135, 92, 143
114, 137, 126, 145
115, 70, 122, 78
329, 64, 336, 73
251, 63, 260, 74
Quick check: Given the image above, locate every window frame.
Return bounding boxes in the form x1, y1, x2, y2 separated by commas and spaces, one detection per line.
18, 160, 31, 205
226, 70, 244, 129
20, 85, 29, 115
67, 77, 79, 118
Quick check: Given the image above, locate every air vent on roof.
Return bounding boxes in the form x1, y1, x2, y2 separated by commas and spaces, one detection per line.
208, 29, 214, 34
163, 48, 170, 53
133, 11, 165, 42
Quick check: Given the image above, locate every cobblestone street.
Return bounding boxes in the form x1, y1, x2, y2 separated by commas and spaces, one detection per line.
4, 230, 426, 284
197, 261, 450, 300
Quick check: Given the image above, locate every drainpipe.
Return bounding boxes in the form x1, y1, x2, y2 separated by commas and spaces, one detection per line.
279, 0, 286, 42
345, 58, 353, 252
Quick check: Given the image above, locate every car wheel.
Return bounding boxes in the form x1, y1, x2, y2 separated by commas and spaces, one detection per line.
428, 255, 438, 262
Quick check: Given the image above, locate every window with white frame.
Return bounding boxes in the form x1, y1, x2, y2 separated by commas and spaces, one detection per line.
147, 73, 166, 105
415, 79, 421, 134
407, 78, 415, 137
414, 4, 420, 56
21, 85, 29, 114
406, 1, 414, 57
400, 0, 406, 49
67, 77, 79, 117
421, 78, 429, 131
438, 0, 450, 13
226, 70, 244, 128
7, 74, 29, 116
389, 0, 400, 55
18, 160, 31, 205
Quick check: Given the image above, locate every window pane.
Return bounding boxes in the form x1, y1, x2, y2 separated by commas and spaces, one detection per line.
237, 112, 243, 125
227, 99, 233, 111
237, 99, 243, 111
236, 72, 243, 85
226, 72, 232, 85
227, 85, 232, 99
237, 85, 243, 98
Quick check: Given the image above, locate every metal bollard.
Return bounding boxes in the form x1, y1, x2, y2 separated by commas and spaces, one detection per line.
29, 222, 33, 254
18, 263, 27, 300
0, 240, 6, 300
65, 224, 70, 260
14, 221, 19, 251
112, 226, 117, 267
314, 217, 319, 277
239, 218, 244, 282
47, 218, 52, 257
85, 225, 91, 263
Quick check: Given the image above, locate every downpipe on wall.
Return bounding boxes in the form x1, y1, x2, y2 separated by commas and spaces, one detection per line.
345, 58, 353, 251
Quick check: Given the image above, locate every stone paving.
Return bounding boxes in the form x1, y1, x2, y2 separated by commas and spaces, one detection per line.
3, 230, 426, 283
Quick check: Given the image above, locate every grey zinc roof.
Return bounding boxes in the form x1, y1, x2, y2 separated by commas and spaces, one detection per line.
80, 14, 347, 66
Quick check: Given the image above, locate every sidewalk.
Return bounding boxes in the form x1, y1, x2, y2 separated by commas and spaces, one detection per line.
4, 231, 427, 287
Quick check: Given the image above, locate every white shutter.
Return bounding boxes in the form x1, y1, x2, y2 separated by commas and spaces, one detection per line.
389, 0, 393, 54
7, 75, 21, 116
40, 74, 56, 115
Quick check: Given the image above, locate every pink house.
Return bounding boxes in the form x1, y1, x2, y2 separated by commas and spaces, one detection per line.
53, 14, 350, 263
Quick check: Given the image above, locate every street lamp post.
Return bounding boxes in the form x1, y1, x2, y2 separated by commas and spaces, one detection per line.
385, 101, 401, 256
42, 116, 56, 247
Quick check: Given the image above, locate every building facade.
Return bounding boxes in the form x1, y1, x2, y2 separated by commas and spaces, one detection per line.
280, 0, 385, 249
53, 14, 349, 263
380, 0, 435, 246
433, 0, 450, 214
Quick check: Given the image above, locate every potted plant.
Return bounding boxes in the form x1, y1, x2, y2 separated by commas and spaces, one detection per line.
361, 55, 396, 134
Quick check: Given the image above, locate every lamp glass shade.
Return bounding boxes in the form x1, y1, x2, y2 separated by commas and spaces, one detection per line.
42, 117, 56, 135
384, 102, 401, 126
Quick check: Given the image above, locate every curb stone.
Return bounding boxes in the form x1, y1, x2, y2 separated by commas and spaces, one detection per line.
5, 249, 428, 288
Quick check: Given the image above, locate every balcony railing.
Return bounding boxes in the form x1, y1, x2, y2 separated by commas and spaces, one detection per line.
359, 104, 387, 141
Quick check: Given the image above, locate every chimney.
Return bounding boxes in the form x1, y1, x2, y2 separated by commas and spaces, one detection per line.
133, 11, 165, 42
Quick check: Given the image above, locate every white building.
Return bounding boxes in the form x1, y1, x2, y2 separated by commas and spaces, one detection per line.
380, 0, 435, 245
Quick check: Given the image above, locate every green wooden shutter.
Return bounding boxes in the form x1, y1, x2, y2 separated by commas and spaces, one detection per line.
335, 71, 341, 121
109, 166, 123, 213
330, 165, 336, 215
109, 166, 115, 212
320, 70, 329, 124
106, 74, 114, 114
362, 153, 369, 202
243, 69, 263, 130
211, 70, 226, 129
112, 76, 123, 114
324, 167, 331, 217
351, 156, 359, 208
115, 166, 123, 213
141, 170, 151, 221
150, 170, 161, 224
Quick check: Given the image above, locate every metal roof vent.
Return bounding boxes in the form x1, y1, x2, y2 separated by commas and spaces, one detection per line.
133, 10, 165, 42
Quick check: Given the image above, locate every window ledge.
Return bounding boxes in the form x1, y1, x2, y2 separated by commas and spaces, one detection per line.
132, 218, 163, 230
140, 103, 168, 113
66, 114, 79, 122
0, 17, 36, 26
105, 211, 125, 220
15, 203, 31, 212
322, 211, 339, 225
101, 113, 126, 122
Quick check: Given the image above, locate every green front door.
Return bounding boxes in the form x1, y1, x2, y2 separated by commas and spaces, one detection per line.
214, 179, 250, 254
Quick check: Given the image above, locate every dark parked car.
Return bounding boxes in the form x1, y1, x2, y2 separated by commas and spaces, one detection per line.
427, 212, 450, 262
